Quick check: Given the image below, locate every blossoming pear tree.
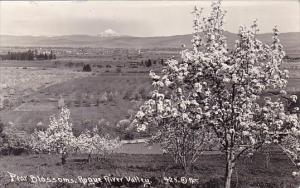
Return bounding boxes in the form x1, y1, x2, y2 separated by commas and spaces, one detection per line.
278, 93, 300, 176
134, 0, 300, 187
133, 78, 217, 174
31, 107, 77, 164
280, 133, 300, 176
76, 126, 121, 163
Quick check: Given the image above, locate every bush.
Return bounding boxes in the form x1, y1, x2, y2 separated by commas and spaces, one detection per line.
116, 67, 122, 73
99, 92, 108, 103
138, 87, 147, 99
0, 126, 31, 155
3, 99, 12, 109
123, 131, 135, 140
134, 93, 142, 101
65, 62, 74, 67
107, 92, 114, 102
145, 59, 152, 67
123, 87, 135, 100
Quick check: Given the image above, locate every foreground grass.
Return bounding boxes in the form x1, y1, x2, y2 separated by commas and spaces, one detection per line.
0, 152, 299, 188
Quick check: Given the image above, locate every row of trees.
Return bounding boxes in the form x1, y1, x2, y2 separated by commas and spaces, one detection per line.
0, 107, 121, 164
140, 59, 164, 67
0, 50, 56, 61
133, 1, 300, 188
30, 107, 121, 164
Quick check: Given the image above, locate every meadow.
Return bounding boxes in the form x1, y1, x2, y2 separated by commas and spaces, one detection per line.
0, 150, 299, 188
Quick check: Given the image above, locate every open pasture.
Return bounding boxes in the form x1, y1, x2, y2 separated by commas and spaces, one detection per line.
0, 66, 89, 92
0, 66, 91, 110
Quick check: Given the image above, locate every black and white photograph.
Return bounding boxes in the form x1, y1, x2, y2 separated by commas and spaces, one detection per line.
0, 0, 300, 187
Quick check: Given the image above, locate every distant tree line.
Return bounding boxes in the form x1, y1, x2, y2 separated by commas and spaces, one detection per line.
0, 50, 56, 61
284, 55, 300, 61
140, 58, 164, 67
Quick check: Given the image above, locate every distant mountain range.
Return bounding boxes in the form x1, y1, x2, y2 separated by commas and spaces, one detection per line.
0, 31, 299, 55
97, 29, 121, 38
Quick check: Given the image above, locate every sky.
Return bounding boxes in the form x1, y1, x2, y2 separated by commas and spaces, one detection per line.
0, 0, 299, 37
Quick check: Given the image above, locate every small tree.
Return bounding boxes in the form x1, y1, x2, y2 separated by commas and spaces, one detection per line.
100, 91, 108, 103
76, 126, 121, 162
31, 107, 76, 164
133, 80, 217, 174
134, 0, 299, 187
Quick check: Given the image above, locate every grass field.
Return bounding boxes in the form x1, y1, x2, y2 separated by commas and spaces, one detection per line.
0, 151, 299, 188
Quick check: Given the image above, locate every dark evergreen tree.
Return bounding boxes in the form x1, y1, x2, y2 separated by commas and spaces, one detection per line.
83, 64, 92, 72
145, 59, 152, 67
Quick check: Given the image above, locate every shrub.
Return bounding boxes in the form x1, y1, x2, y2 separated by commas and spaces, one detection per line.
76, 126, 121, 162
107, 92, 114, 102
116, 67, 122, 73
123, 131, 135, 140
0, 126, 31, 155
145, 59, 152, 67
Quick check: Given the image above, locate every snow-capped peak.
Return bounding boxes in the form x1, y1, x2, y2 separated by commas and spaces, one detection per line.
98, 29, 120, 37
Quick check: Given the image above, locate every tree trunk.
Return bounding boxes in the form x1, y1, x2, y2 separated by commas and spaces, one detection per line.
184, 163, 192, 176
179, 155, 190, 175
88, 153, 92, 163
225, 152, 235, 188
225, 161, 234, 188
61, 152, 68, 165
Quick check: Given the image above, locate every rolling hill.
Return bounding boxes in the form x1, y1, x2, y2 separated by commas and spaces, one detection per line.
1, 32, 300, 55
